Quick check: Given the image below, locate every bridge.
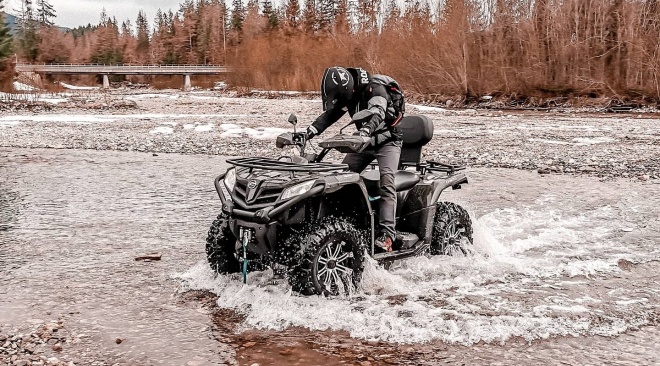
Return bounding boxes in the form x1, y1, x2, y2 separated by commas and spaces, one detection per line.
15, 64, 230, 91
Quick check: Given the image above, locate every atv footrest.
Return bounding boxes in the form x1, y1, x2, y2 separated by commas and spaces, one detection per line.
395, 232, 419, 250
373, 242, 429, 262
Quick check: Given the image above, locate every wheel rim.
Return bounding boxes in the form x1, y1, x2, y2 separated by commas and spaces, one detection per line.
316, 239, 354, 296
441, 218, 467, 255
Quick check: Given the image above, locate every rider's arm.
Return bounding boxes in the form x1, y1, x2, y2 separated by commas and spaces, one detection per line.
359, 83, 388, 136
307, 106, 346, 138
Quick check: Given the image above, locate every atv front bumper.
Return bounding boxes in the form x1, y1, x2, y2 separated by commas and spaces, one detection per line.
219, 185, 324, 255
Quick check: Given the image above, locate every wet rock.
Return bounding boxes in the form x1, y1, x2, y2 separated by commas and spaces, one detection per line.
617, 259, 635, 271
134, 253, 162, 261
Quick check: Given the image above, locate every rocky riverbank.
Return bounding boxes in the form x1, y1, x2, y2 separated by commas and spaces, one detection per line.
1, 90, 658, 182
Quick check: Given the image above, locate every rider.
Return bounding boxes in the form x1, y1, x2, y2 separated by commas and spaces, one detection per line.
305, 66, 405, 252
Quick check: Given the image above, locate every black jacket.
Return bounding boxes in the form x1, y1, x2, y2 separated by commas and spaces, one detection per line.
310, 75, 403, 143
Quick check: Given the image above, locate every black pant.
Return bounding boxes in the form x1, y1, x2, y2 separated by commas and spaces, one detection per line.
342, 141, 401, 238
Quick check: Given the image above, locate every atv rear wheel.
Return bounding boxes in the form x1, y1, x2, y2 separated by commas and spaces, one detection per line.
286, 218, 366, 296
431, 202, 473, 255
206, 213, 241, 274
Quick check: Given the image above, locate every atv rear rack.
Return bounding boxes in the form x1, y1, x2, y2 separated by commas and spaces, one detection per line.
227, 157, 348, 172
426, 160, 466, 174
400, 160, 466, 175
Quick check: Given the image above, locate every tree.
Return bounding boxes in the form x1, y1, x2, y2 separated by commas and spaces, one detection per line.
17, 0, 40, 62
36, 0, 56, 26
0, 0, 14, 66
231, 0, 246, 32
135, 9, 150, 63
262, 0, 279, 30
282, 0, 301, 31
303, 0, 318, 34
317, 0, 336, 33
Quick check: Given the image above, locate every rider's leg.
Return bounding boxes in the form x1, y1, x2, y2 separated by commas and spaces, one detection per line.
373, 141, 402, 240
342, 151, 374, 173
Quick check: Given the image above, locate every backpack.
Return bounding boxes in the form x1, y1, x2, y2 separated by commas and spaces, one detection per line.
371, 75, 406, 127
386, 80, 405, 127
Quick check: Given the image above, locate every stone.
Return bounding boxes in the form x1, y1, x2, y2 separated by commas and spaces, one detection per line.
52, 344, 63, 352
115, 338, 123, 344
134, 253, 162, 261
617, 259, 634, 271
242, 341, 256, 348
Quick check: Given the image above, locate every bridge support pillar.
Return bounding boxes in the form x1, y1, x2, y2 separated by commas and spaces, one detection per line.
183, 74, 192, 92
102, 74, 110, 89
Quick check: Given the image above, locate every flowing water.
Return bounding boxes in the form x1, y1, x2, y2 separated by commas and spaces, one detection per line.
1, 147, 658, 365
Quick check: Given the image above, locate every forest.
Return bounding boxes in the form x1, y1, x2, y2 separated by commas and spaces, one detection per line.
2, 0, 660, 102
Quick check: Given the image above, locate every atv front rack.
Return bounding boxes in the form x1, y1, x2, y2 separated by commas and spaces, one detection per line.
227, 157, 348, 172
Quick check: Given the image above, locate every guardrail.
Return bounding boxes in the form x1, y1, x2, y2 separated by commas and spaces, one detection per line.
15, 63, 230, 75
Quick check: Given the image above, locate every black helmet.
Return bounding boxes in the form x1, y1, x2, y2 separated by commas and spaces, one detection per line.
321, 66, 354, 111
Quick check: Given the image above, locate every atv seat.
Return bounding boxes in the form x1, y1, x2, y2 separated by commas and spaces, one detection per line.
397, 115, 434, 167
361, 170, 420, 195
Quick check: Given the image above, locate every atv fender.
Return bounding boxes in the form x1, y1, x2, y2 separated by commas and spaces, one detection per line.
396, 172, 469, 244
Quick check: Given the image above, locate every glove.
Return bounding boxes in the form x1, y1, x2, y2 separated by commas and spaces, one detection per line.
352, 128, 370, 137
306, 126, 318, 140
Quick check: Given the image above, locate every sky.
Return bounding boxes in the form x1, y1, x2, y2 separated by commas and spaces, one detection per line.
5, 0, 184, 28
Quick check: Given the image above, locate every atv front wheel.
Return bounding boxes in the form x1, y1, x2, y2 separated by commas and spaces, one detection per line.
286, 218, 366, 296
206, 213, 241, 274
431, 202, 473, 255
206, 213, 268, 274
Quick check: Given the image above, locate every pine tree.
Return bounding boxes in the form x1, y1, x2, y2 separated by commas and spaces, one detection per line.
334, 0, 349, 34
283, 0, 301, 30
36, 0, 55, 26
135, 9, 150, 62
0, 0, 13, 66
317, 0, 335, 33
262, 0, 279, 30
17, 0, 40, 61
231, 0, 246, 31
303, 0, 318, 34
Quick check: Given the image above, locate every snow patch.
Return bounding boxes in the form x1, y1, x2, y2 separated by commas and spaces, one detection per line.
219, 123, 287, 139
149, 126, 174, 134
194, 123, 214, 132
0, 115, 116, 123
409, 103, 447, 112
572, 137, 617, 145
13, 82, 37, 91
58, 82, 100, 91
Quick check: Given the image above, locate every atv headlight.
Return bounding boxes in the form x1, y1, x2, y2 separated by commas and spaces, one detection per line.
280, 180, 316, 201
224, 168, 236, 192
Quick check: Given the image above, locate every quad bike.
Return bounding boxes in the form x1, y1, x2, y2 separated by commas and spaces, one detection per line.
206, 113, 473, 296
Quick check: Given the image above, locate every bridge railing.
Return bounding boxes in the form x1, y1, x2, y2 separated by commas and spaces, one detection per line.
15, 63, 230, 75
